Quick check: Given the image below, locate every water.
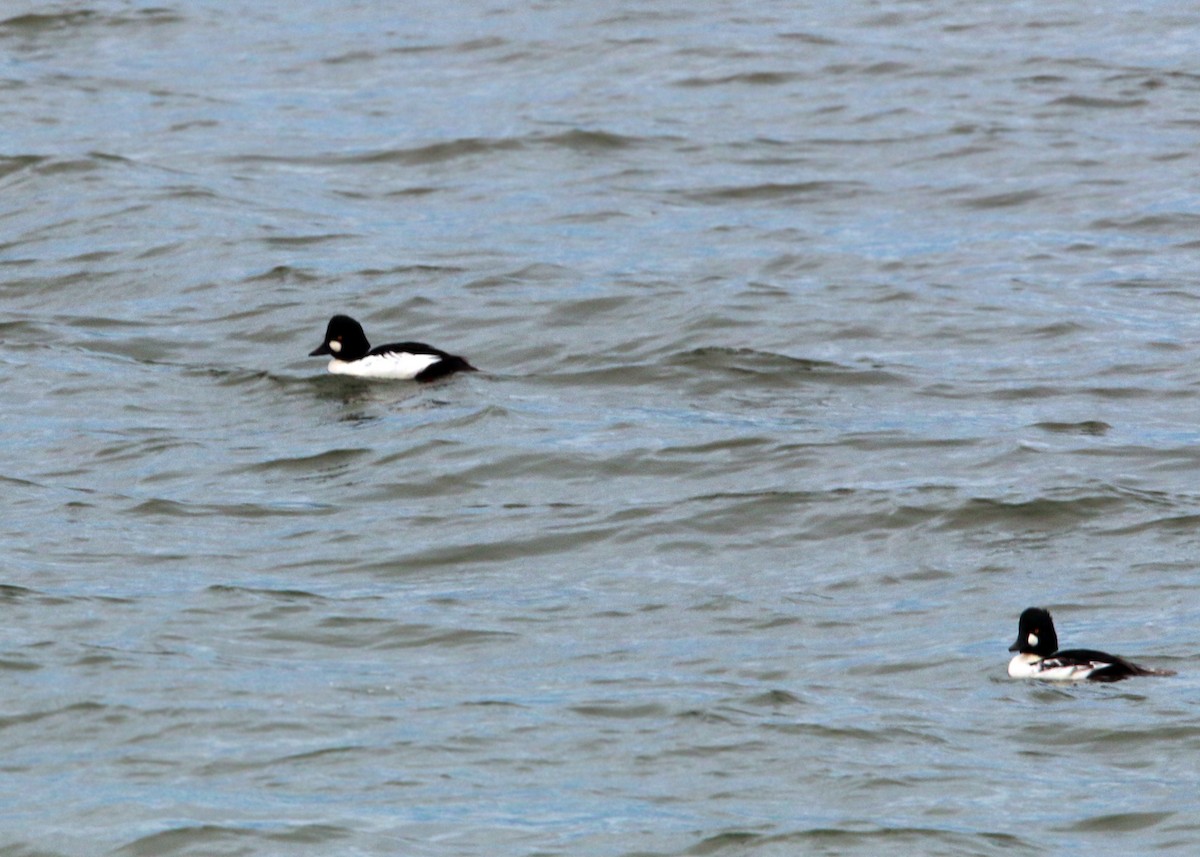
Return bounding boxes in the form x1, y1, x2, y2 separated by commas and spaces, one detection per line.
2, 1, 1199, 854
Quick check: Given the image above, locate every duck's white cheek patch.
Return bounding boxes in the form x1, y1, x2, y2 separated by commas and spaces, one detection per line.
329, 340, 342, 353
1027, 633, 1039, 647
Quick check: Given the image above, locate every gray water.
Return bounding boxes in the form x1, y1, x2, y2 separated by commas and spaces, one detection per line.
3, 1, 1200, 854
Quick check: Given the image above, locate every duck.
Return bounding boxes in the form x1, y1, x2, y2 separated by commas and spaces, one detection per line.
1008, 606, 1174, 681
309, 314, 475, 381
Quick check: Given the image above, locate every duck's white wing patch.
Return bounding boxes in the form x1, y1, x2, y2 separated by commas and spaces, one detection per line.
328, 351, 441, 380
1035, 656, 1107, 681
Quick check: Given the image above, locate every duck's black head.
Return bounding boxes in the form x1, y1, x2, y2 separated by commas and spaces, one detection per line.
1009, 606, 1059, 656
310, 314, 370, 361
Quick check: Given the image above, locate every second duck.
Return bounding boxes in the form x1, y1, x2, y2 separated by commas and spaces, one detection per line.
309, 314, 476, 382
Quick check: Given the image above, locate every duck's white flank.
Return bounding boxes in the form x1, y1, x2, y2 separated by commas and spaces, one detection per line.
1008, 653, 1111, 680
327, 351, 442, 380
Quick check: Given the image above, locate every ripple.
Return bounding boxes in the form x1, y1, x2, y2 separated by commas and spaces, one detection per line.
1031, 420, 1111, 436
112, 822, 352, 856
1060, 811, 1174, 833
570, 702, 671, 718
684, 181, 868, 204
675, 71, 803, 87
1050, 94, 1148, 109
663, 347, 908, 388
127, 498, 334, 518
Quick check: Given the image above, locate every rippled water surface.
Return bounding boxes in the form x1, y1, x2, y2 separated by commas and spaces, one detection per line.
3, 1, 1200, 854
